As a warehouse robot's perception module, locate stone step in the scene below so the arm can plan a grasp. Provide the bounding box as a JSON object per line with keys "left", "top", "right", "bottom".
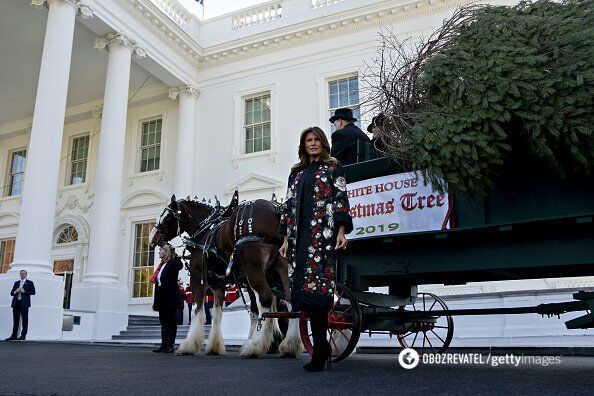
{"left": 125, "top": 325, "right": 211, "bottom": 331}
{"left": 117, "top": 330, "right": 195, "bottom": 337}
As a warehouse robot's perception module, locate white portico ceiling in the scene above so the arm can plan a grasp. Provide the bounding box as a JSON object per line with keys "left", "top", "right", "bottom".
{"left": 0, "top": 0, "right": 157, "bottom": 127}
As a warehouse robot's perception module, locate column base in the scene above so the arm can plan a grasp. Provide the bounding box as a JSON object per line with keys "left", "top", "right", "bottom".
{"left": 69, "top": 283, "right": 129, "bottom": 340}
{"left": 0, "top": 273, "right": 64, "bottom": 340}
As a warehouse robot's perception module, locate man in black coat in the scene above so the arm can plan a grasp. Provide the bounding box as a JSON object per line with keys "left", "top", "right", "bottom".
{"left": 329, "top": 107, "right": 370, "bottom": 165}
{"left": 5, "top": 270, "right": 36, "bottom": 341}
{"left": 152, "top": 244, "right": 183, "bottom": 353}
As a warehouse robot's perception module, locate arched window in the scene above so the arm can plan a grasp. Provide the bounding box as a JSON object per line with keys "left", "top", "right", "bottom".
{"left": 56, "top": 225, "right": 78, "bottom": 244}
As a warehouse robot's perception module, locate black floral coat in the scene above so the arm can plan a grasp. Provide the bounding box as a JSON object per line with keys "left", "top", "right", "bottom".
{"left": 279, "top": 160, "right": 353, "bottom": 310}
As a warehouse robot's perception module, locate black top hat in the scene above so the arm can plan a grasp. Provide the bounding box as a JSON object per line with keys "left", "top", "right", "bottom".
{"left": 329, "top": 108, "right": 357, "bottom": 123}
{"left": 367, "top": 113, "right": 387, "bottom": 133}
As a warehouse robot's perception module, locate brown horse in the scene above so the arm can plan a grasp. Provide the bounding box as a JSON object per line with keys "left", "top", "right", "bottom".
{"left": 150, "top": 195, "right": 303, "bottom": 357}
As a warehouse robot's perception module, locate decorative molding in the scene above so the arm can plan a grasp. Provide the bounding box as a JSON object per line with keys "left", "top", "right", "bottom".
{"left": 545, "top": 280, "right": 594, "bottom": 289}
{"left": 168, "top": 85, "right": 200, "bottom": 100}
{"left": 0, "top": 212, "right": 20, "bottom": 227}
{"left": 94, "top": 33, "right": 147, "bottom": 58}
{"left": 117, "top": 0, "right": 202, "bottom": 66}
{"left": 121, "top": 190, "right": 168, "bottom": 209}
{"left": 31, "top": 0, "right": 94, "bottom": 19}
{"left": 91, "top": 107, "right": 103, "bottom": 119}
{"left": 198, "top": 0, "right": 474, "bottom": 69}
{"left": 311, "top": 0, "right": 345, "bottom": 8}
{"left": 224, "top": 173, "right": 284, "bottom": 196}
{"left": 53, "top": 214, "right": 91, "bottom": 244}
{"left": 55, "top": 194, "right": 94, "bottom": 217}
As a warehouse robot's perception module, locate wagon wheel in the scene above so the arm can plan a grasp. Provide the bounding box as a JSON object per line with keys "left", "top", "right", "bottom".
{"left": 299, "top": 283, "right": 362, "bottom": 362}
{"left": 397, "top": 292, "right": 454, "bottom": 354}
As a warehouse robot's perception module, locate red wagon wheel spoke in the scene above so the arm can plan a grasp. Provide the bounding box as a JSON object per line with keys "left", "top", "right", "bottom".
{"left": 335, "top": 304, "right": 352, "bottom": 320}
{"left": 330, "top": 338, "right": 340, "bottom": 354}
{"left": 332, "top": 291, "right": 345, "bottom": 311}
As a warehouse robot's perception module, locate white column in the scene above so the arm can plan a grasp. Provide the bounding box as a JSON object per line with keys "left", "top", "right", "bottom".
{"left": 70, "top": 33, "right": 145, "bottom": 340}
{"left": 0, "top": 0, "right": 92, "bottom": 341}
{"left": 169, "top": 85, "right": 199, "bottom": 198}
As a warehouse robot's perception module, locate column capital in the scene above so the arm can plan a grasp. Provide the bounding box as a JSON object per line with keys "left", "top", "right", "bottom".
{"left": 31, "top": 0, "right": 94, "bottom": 19}
{"left": 94, "top": 33, "right": 146, "bottom": 58}
{"left": 169, "top": 85, "right": 200, "bottom": 100}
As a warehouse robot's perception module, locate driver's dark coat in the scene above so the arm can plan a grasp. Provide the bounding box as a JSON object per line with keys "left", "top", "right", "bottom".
{"left": 153, "top": 256, "right": 183, "bottom": 311}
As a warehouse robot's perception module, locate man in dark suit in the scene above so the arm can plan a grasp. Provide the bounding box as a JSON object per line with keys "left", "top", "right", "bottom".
{"left": 329, "top": 107, "right": 370, "bottom": 165}
{"left": 5, "top": 270, "right": 36, "bottom": 341}
{"left": 151, "top": 244, "right": 183, "bottom": 353}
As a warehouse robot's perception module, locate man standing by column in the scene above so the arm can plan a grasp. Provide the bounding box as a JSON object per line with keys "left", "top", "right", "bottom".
{"left": 5, "top": 270, "right": 36, "bottom": 341}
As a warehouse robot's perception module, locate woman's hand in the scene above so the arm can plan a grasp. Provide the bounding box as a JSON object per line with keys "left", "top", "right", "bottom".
{"left": 335, "top": 225, "right": 348, "bottom": 250}
{"left": 279, "top": 236, "right": 288, "bottom": 258}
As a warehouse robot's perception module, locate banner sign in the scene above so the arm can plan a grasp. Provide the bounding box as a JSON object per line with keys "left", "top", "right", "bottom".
{"left": 346, "top": 172, "right": 450, "bottom": 240}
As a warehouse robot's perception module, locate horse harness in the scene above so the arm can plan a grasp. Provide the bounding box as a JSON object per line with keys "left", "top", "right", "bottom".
{"left": 183, "top": 200, "right": 278, "bottom": 287}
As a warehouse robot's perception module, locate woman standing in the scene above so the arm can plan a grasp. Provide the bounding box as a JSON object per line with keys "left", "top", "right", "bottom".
{"left": 279, "top": 126, "right": 353, "bottom": 372}
{"left": 150, "top": 243, "right": 183, "bottom": 353}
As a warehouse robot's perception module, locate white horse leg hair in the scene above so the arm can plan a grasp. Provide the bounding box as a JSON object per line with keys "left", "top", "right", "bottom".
{"left": 206, "top": 305, "right": 226, "bottom": 355}
{"left": 176, "top": 305, "right": 205, "bottom": 355}
{"left": 240, "top": 294, "right": 276, "bottom": 357}
{"left": 278, "top": 302, "right": 303, "bottom": 358}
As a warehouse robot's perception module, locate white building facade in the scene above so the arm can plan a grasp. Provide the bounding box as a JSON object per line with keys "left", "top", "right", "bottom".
{"left": 0, "top": 0, "right": 592, "bottom": 345}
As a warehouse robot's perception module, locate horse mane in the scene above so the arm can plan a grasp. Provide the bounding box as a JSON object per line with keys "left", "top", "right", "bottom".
{"left": 178, "top": 199, "right": 215, "bottom": 218}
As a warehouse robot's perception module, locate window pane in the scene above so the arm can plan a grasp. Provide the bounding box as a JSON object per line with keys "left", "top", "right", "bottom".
{"left": 263, "top": 135, "right": 271, "bottom": 151}
{"left": 254, "top": 139, "right": 262, "bottom": 152}
{"left": 12, "top": 151, "right": 26, "bottom": 173}
{"left": 338, "top": 91, "right": 349, "bottom": 107}
{"left": 329, "top": 81, "right": 338, "bottom": 95}
{"left": 330, "top": 94, "right": 339, "bottom": 109}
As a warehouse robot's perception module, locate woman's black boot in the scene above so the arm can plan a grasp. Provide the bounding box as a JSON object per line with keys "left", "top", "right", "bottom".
{"left": 303, "top": 308, "right": 332, "bottom": 372}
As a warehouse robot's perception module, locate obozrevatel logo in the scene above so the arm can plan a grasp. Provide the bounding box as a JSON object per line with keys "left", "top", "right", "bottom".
{"left": 398, "top": 348, "right": 420, "bottom": 369}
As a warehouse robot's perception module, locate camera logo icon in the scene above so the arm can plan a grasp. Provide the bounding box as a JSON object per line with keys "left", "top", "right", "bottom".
{"left": 398, "top": 348, "right": 420, "bottom": 369}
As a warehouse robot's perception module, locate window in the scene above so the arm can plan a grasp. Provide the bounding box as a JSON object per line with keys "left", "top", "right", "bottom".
{"left": 6, "top": 149, "right": 26, "bottom": 196}
{"left": 56, "top": 225, "right": 78, "bottom": 244}
{"left": 68, "top": 135, "right": 89, "bottom": 185}
{"left": 139, "top": 118, "right": 162, "bottom": 172}
{"left": 328, "top": 75, "right": 361, "bottom": 132}
{"left": 0, "top": 239, "right": 15, "bottom": 274}
{"left": 132, "top": 222, "right": 156, "bottom": 298}
{"left": 244, "top": 94, "right": 271, "bottom": 154}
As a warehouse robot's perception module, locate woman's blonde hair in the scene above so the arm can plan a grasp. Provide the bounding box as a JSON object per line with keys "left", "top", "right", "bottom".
{"left": 290, "top": 126, "right": 337, "bottom": 173}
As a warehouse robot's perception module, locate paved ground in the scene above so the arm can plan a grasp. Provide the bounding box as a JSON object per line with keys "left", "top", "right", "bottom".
{"left": 1, "top": 342, "right": 594, "bottom": 395}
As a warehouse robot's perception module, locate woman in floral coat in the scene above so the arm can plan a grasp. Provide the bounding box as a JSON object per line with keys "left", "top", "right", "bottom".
{"left": 279, "top": 126, "right": 353, "bottom": 372}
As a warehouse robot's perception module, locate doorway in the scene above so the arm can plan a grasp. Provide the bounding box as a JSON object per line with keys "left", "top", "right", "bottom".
{"left": 54, "top": 259, "right": 74, "bottom": 309}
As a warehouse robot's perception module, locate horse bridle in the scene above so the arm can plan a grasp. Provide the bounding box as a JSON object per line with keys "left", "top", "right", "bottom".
{"left": 155, "top": 200, "right": 218, "bottom": 244}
